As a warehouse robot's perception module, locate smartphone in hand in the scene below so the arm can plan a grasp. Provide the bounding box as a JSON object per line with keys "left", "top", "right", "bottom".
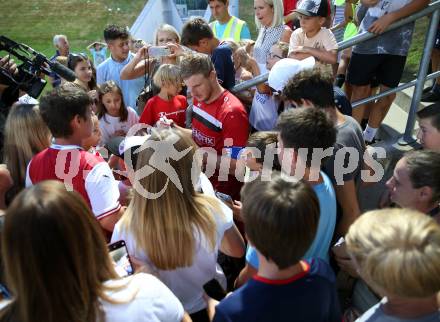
{"left": 108, "top": 240, "right": 134, "bottom": 277}
{"left": 215, "top": 191, "right": 234, "bottom": 208}
{"left": 332, "top": 237, "right": 349, "bottom": 259}
{"left": 148, "top": 46, "right": 171, "bottom": 57}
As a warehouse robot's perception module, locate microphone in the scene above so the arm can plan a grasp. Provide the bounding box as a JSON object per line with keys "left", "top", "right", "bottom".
{"left": 49, "top": 61, "right": 76, "bottom": 82}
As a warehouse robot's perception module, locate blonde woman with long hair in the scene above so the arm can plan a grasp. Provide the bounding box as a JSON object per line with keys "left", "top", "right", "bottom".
{"left": 120, "top": 24, "right": 181, "bottom": 81}
{"left": 0, "top": 180, "right": 186, "bottom": 322}
{"left": 253, "top": 0, "right": 292, "bottom": 70}
{"left": 3, "top": 103, "right": 51, "bottom": 203}
{"left": 112, "top": 129, "right": 245, "bottom": 322}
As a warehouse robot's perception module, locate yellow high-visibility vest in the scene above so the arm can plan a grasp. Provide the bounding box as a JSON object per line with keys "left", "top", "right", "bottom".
{"left": 210, "top": 16, "right": 245, "bottom": 42}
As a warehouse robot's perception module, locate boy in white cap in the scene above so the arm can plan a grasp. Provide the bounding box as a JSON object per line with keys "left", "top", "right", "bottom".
{"left": 250, "top": 57, "right": 315, "bottom": 131}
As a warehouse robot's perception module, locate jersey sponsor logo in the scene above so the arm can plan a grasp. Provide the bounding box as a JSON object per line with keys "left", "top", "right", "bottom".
{"left": 193, "top": 128, "right": 215, "bottom": 146}
{"left": 255, "top": 92, "right": 269, "bottom": 104}
{"left": 158, "top": 110, "right": 185, "bottom": 118}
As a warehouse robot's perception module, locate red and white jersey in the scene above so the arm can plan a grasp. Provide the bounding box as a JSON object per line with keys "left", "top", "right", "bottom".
{"left": 192, "top": 90, "right": 249, "bottom": 153}
{"left": 191, "top": 90, "right": 249, "bottom": 200}
{"left": 26, "top": 144, "right": 121, "bottom": 220}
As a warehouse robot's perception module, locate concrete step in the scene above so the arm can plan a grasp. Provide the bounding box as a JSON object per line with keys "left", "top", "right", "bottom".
{"left": 394, "top": 83, "right": 431, "bottom": 113}
{"left": 376, "top": 82, "right": 436, "bottom": 142}
{"left": 357, "top": 86, "right": 424, "bottom": 212}
{"left": 358, "top": 136, "right": 416, "bottom": 212}
{"left": 377, "top": 101, "right": 420, "bottom": 142}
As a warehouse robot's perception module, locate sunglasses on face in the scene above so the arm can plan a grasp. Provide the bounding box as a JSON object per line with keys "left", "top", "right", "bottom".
{"left": 267, "top": 52, "right": 283, "bottom": 59}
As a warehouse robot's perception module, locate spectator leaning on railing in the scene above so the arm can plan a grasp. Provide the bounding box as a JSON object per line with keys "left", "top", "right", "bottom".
{"left": 347, "top": 0, "right": 430, "bottom": 144}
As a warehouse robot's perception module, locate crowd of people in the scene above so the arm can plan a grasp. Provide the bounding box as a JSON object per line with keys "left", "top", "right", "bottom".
{"left": 0, "top": 0, "right": 439, "bottom": 321}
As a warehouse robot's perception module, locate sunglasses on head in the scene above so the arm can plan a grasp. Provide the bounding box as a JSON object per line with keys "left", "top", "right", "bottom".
{"left": 67, "top": 52, "right": 89, "bottom": 70}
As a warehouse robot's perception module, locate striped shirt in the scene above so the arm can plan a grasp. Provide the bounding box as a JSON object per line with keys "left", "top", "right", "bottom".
{"left": 253, "top": 25, "right": 285, "bottom": 65}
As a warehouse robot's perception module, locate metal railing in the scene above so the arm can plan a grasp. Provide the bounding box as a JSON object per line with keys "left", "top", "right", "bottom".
{"left": 231, "top": 0, "right": 440, "bottom": 145}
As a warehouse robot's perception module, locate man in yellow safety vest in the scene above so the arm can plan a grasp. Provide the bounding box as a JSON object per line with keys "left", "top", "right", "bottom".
{"left": 208, "top": 0, "right": 251, "bottom": 42}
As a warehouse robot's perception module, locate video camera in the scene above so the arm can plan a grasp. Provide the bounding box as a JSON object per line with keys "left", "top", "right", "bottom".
{"left": 0, "top": 35, "right": 76, "bottom": 98}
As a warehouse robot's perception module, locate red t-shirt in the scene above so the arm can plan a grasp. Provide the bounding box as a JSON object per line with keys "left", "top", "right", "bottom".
{"left": 284, "top": 0, "right": 298, "bottom": 28}
{"left": 284, "top": 0, "right": 297, "bottom": 16}
{"left": 139, "top": 95, "right": 187, "bottom": 127}
{"left": 192, "top": 90, "right": 249, "bottom": 200}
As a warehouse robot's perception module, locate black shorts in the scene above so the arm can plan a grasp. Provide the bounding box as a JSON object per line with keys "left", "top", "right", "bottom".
{"left": 347, "top": 53, "right": 407, "bottom": 88}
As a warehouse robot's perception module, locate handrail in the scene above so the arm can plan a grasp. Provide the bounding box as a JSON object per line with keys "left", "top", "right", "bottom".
{"left": 401, "top": 8, "right": 440, "bottom": 144}
{"left": 339, "top": 0, "right": 440, "bottom": 51}
{"left": 231, "top": 0, "right": 440, "bottom": 94}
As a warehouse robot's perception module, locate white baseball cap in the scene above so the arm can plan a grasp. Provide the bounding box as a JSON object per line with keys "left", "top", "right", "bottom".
{"left": 268, "top": 57, "right": 316, "bottom": 92}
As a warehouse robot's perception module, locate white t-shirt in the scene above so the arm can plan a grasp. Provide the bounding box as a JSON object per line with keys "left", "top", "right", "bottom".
{"left": 359, "top": 0, "right": 412, "bottom": 34}
{"left": 111, "top": 199, "right": 234, "bottom": 314}
{"left": 101, "top": 273, "right": 184, "bottom": 322}
{"left": 195, "top": 172, "right": 216, "bottom": 196}
{"left": 356, "top": 297, "right": 440, "bottom": 322}
{"left": 288, "top": 27, "right": 338, "bottom": 56}
{"left": 99, "top": 107, "right": 140, "bottom": 145}
{"left": 250, "top": 92, "right": 279, "bottom": 131}
{"left": 355, "top": 0, "right": 413, "bottom": 56}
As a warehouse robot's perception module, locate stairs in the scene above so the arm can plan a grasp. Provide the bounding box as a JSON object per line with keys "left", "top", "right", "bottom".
{"left": 357, "top": 84, "right": 427, "bottom": 212}
{"left": 377, "top": 85, "right": 430, "bottom": 142}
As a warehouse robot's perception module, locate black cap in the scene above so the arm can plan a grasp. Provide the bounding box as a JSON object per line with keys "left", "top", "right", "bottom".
{"left": 294, "top": 0, "right": 329, "bottom": 17}
{"left": 106, "top": 135, "right": 150, "bottom": 169}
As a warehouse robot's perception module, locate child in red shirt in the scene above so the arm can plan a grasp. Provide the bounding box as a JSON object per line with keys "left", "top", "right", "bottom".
{"left": 139, "top": 64, "right": 188, "bottom": 128}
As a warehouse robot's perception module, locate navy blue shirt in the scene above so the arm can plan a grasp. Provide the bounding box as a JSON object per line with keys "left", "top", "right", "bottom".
{"left": 211, "top": 43, "right": 235, "bottom": 91}
{"left": 49, "top": 50, "right": 62, "bottom": 88}
{"left": 334, "top": 86, "right": 352, "bottom": 116}
{"left": 213, "top": 259, "right": 341, "bottom": 322}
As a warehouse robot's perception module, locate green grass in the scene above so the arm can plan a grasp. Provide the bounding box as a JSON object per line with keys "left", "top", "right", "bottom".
{"left": 0, "top": 0, "right": 146, "bottom": 58}
{"left": 0, "top": 0, "right": 147, "bottom": 96}
{"left": 239, "top": 0, "right": 258, "bottom": 39}
{"left": 0, "top": 0, "right": 429, "bottom": 88}
{"left": 402, "top": 17, "right": 429, "bottom": 82}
